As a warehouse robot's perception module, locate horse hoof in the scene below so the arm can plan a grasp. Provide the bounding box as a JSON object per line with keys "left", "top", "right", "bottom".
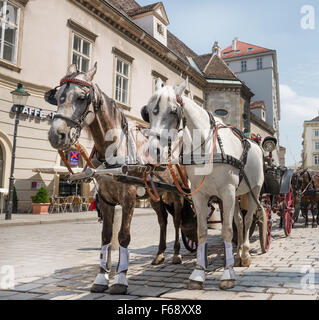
{"left": 109, "top": 284, "right": 127, "bottom": 295}
{"left": 241, "top": 257, "right": 251, "bottom": 267}
{"left": 188, "top": 280, "right": 203, "bottom": 290}
{"left": 312, "top": 224, "right": 318, "bottom": 229}
{"left": 234, "top": 256, "right": 242, "bottom": 267}
{"left": 219, "top": 280, "right": 235, "bottom": 290}
{"left": 151, "top": 255, "right": 165, "bottom": 265}
{"left": 172, "top": 255, "right": 182, "bottom": 265}
{"left": 90, "top": 283, "right": 108, "bottom": 293}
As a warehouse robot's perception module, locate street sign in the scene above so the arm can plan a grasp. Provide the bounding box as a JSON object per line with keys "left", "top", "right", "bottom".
{"left": 69, "top": 151, "right": 80, "bottom": 166}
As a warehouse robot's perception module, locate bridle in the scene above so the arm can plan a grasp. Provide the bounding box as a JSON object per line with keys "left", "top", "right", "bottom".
{"left": 46, "top": 74, "right": 99, "bottom": 145}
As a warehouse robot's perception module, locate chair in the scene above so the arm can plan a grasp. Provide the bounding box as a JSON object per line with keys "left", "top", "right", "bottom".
{"left": 49, "top": 197, "right": 63, "bottom": 214}
{"left": 64, "top": 196, "right": 74, "bottom": 213}
{"left": 58, "top": 197, "right": 67, "bottom": 213}
{"left": 73, "top": 196, "right": 82, "bottom": 212}
{"left": 82, "top": 197, "right": 93, "bottom": 211}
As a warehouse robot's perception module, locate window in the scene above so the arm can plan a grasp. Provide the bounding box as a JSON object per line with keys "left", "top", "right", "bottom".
{"left": 71, "top": 33, "right": 91, "bottom": 72}
{"left": 0, "top": 1, "right": 20, "bottom": 64}
{"left": 241, "top": 60, "right": 247, "bottom": 72}
{"left": 257, "top": 57, "right": 263, "bottom": 70}
{"left": 115, "top": 57, "right": 130, "bottom": 105}
{"left": 315, "top": 142, "right": 319, "bottom": 150}
{"left": 248, "top": 48, "right": 253, "bottom": 52}
{"left": 314, "top": 155, "right": 319, "bottom": 165}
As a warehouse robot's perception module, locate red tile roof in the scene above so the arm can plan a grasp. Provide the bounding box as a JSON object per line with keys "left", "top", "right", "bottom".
{"left": 221, "top": 40, "right": 272, "bottom": 59}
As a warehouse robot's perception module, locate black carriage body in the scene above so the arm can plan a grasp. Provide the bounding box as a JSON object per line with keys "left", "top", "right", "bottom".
{"left": 261, "top": 167, "right": 294, "bottom": 195}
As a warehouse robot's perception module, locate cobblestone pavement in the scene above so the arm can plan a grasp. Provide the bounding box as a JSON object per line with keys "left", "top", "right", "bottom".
{"left": 0, "top": 212, "right": 319, "bottom": 300}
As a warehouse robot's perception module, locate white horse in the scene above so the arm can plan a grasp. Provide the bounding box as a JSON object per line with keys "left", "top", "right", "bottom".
{"left": 141, "top": 78, "right": 265, "bottom": 290}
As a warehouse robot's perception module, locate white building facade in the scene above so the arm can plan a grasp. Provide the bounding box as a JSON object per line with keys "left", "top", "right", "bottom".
{"left": 302, "top": 117, "right": 319, "bottom": 169}
{"left": 222, "top": 39, "right": 281, "bottom": 143}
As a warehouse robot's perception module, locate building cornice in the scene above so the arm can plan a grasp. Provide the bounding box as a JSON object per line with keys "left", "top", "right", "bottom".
{"left": 0, "top": 72, "right": 51, "bottom": 98}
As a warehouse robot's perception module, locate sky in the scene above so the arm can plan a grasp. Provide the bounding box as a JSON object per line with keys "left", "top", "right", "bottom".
{"left": 138, "top": 0, "right": 319, "bottom": 167}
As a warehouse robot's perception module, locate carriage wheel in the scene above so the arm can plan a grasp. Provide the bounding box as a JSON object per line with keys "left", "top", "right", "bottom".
{"left": 259, "top": 197, "right": 272, "bottom": 253}
{"left": 282, "top": 188, "right": 294, "bottom": 236}
{"left": 181, "top": 231, "right": 198, "bottom": 253}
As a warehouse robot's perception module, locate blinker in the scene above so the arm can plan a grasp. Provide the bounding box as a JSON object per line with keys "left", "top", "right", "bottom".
{"left": 44, "top": 89, "right": 58, "bottom": 106}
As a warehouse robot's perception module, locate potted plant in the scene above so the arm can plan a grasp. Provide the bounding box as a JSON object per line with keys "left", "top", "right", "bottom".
{"left": 32, "top": 187, "right": 50, "bottom": 214}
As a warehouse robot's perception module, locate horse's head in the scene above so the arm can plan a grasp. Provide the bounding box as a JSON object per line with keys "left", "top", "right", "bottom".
{"left": 47, "top": 63, "right": 99, "bottom": 150}
{"left": 141, "top": 78, "right": 187, "bottom": 163}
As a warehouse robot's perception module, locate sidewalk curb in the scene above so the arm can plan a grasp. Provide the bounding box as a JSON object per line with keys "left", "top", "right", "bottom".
{"left": 0, "top": 211, "right": 155, "bottom": 228}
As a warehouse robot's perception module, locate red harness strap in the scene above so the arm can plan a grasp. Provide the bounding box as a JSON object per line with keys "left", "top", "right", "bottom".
{"left": 60, "top": 78, "right": 92, "bottom": 88}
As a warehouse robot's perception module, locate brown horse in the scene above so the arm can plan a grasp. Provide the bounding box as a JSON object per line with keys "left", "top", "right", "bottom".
{"left": 293, "top": 169, "right": 319, "bottom": 228}
{"left": 47, "top": 63, "right": 197, "bottom": 295}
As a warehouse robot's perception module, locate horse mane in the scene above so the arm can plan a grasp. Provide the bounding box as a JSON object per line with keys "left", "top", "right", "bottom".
{"left": 101, "top": 91, "right": 128, "bottom": 132}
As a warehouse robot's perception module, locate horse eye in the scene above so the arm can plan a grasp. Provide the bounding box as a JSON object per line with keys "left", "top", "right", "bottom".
{"left": 153, "top": 103, "right": 159, "bottom": 115}
{"left": 78, "top": 95, "right": 86, "bottom": 101}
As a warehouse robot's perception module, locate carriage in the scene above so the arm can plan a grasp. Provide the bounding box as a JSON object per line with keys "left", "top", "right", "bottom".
{"left": 247, "top": 136, "right": 295, "bottom": 253}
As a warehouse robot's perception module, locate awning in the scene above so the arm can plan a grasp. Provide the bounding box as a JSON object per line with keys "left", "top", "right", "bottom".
{"left": 32, "top": 165, "right": 83, "bottom": 174}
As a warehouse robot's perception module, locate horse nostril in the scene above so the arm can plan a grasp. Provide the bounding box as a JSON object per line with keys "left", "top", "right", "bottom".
{"left": 59, "top": 133, "right": 66, "bottom": 141}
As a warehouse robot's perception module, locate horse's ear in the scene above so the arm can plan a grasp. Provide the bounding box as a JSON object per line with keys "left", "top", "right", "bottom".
{"left": 141, "top": 105, "right": 149, "bottom": 123}
{"left": 175, "top": 77, "right": 188, "bottom": 97}
{"left": 155, "top": 78, "right": 163, "bottom": 92}
{"left": 85, "top": 62, "right": 97, "bottom": 81}
{"left": 67, "top": 64, "right": 78, "bottom": 76}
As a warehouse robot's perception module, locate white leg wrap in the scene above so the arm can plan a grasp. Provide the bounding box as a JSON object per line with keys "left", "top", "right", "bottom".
{"left": 93, "top": 272, "right": 109, "bottom": 286}
{"left": 189, "top": 268, "right": 206, "bottom": 283}
{"left": 100, "top": 244, "right": 110, "bottom": 271}
{"left": 221, "top": 267, "right": 236, "bottom": 281}
{"left": 117, "top": 246, "right": 129, "bottom": 274}
{"left": 113, "top": 272, "right": 128, "bottom": 287}
{"left": 225, "top": 242, "right": 234, "bottom": 268}
{"left": 197, "top": 242, "right": 207, "bottom": 270}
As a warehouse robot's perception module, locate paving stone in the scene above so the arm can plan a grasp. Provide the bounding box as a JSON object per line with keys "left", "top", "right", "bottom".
{"left": 37, "top": 290, "right": 82, "bottom": 300}
{"left": 7, "top": 292, "right": 43, "bottom": 300}
{"left": 35, "top": 278, "right": 63, "bottom": 285}
{"left": 13, "top": 283, "right": 44, "bottom": 292}
{"left": 161, "top": 289, "right": 205, "bottom": 300}
{"left": 97, "top": 294, "right": 138, "bottom": 300}
{"left": 232, "top": 292, "right": 271, "bottom": 300}
{"left": 128, "top": 286, "right": 171, "bottom": 297}
{"left": 271, "top": 294, "right": 318, "bottom": 300}
{"left": 0, "top": 290, "right": 19, "bottom": 298}
{"left": 69, "top": 292, "right": 105, "bottom": 300}
{"left": 266, "top": 288, "right": 290, "bottom": 294}
{"left": 147, "top": 281, "right": 165, "bottom": 287}
{"left": 292, "top": 289, "right": 317, "bottom": 295}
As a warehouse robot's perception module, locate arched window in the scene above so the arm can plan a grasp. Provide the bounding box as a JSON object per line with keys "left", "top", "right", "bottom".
{"left": 0, "top": 145, "right": 3, "bottom": 188}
